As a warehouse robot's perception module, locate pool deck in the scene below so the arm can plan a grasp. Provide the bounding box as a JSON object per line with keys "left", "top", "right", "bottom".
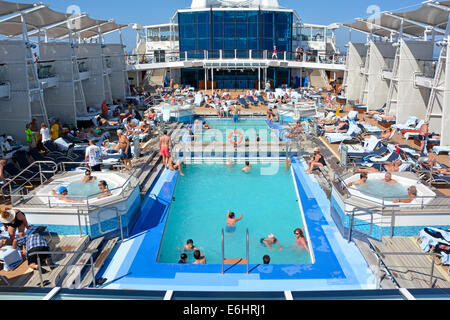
{"left": 98, "top": 158, "right": 376, "bottom": 292}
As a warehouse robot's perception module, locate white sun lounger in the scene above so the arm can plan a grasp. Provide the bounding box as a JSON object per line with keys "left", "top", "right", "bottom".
{"left": 432, "top": 146, "right": 450, "bottom": 154}
{"left": 325, "top": 123, "right": 362, "bottom": 144}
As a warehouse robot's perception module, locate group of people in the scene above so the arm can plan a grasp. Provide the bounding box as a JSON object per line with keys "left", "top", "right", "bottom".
{"left": 0, "top": 209, "right": 53, "bottom": 274}
{"left": 347, "top": 172, "right": 418, "bottom": 204}
{"left": 25, "top": 118, "right": 63, "bottom": 152}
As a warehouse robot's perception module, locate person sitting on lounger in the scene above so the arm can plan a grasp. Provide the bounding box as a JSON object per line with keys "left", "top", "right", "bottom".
{"left": 357, "top": 160, "right": 405, "bottom": 173}
{"left": 393, "top": 186, "right": 417, "bottom": 204}
{"left": 379, "top": 115, "right": 396, "bottom": 121}
{"left": 306, "top": 148, "right": 327, "bottom": 174}
{"left": 324, "top": 120, "right": 349, "bottom": 133}
{"left": 51, "top": 186, "right": 83, "bottom": 204}
{"left": 347, "top": 173, "right": 368, "bottom": 187}
{"left": 367, "top": 107, "right": 385, "bottom": 117}
{"left": 380, "top": 128, "right": 394, "bottom": 140}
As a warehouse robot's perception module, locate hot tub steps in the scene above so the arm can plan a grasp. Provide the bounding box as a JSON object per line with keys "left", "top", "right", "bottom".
{"left": 78, "top": 237, "right": 119, "bottom": 289}
{"left": 60, "top": 236, "right": 105, "bottom": 288}
{"left": 223, "top": 258, "right": 248, "bottom": 265}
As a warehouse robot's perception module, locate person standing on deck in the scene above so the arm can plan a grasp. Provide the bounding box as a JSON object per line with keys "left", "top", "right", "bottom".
{"left": 85, "top": 140, "right": 103, "bottom": 172}
{"left": 419, "top": 121, "right": 429, "bottom": 155}
{"left": 116, "top": 130, "right": 132, "bottom": 172}
{"left": 272, "top": 46, "right": 278, "bottom": 60}
{"left": 160, "top": 130, "right": 173, "bottom": 169}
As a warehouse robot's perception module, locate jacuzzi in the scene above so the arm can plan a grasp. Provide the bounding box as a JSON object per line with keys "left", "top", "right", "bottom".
{"left": 331, "top": 173, "right": 449, "bottom": 239}
{"left": 155, "top": 103, "right": 195, "bottom": 123}
{"left": 13, "top": 172, "right": 141, "bottom": 238}
{"left": 343, "top": 173, "right": 436, "bottom": 206}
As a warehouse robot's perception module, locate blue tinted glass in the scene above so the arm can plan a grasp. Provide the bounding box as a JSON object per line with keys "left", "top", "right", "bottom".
{"left": 224, "top": 11, "right": 235, "bottom": 23}
{"left": 197, "top": 38, "right": 209, "bottom": 50}
{"left": 235, "top": 11, "right": 247, "bottom": 23}
{"left": 179, "top": 13, "right": 194, "bottom": 24}
{"left": 248, "top": 23, "right": 258, "bottom": 38}
{"left": 212, "top": 11, "right": 223, "bottom": 23}
{"left": 197, "top": 23, "right": 209, "bottom": 38}
{"left": 224, "top": 38, "right": 235, "bottom": 49}
{"left": 275, "top": 12, "right": 289, "bottom": 24}
{"left": 276, "top": 24, "right": 288, "bottom": 39}
{"left": 224, "top": 23, "right": 235, "bottom": 37}
{"left": 236, "top": 38, "right": 247, "bottom": 49}
{"left": 197, "top": 12, "right": 210, "bottom": 24}
{"left": 263, "top": 38, "right": 274, "bottom": 50}
{"left": 262, "top": 23, "right": 273, "bottom": 38}
{"left": 181, "top": 24, "right": 195, "bottom": 38}
{"left": 248, "top": 11, "right": 258, "bottom": 23}
{"left": 236, "top": 23, "right": 247, "bottom": 38}
{"left": 213, "top": 23, "right": 223, "bottom": 38}
{"left": 213, "top": 38, "right": 223, "bottom": 49}
{"left": 276, "top": 40, "right": 288, "bottom": 51}
{"left": 248, "top": 38, "right": 258, "bottom": 50}
{"left": 182, "top": 38, "right": 195, "bottom": 51}
{"left": 261, "top": 12, "right": 273, "bottom": 24}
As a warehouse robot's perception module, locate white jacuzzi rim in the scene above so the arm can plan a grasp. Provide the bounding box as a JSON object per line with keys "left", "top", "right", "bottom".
{"left": 343, "top": 172, "right": 436, "bottom": 206}
{"left": 33, "top": 172, "right": 131, "bottom": 206}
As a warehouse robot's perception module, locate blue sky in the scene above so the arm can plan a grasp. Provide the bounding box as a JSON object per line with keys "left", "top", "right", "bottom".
{"left": 18, "top": 0, "right": 425, "bottom": 51}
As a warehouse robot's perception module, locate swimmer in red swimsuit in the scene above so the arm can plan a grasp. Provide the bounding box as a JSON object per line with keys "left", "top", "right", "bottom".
{"left": 294, "top": 227, "right": 310, "bottom": 253}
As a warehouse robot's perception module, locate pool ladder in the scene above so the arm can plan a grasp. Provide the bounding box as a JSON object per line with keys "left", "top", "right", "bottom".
{"left": 221, "top": 228, "right": 249, "bottom": 274}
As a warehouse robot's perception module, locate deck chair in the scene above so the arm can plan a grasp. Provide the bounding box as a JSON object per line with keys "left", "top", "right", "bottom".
{"left": 257, "top": 95, "right": 268, "bottom": 104}
{"left": 238, "top": 98, "right": 249, "bottom": 109}
{"left": 3, "top": 163, "right": 41, "bottom": 183}
{"left": 343, "top": 137, "right": 386, "bottom": 158}
{"left": 246, "top": 96, "right": 259, "bottom": 106}
{"left": 392, "top": 116, "right": 419, "bottom": 131}
{"left": 374, "top": 114, "right": 396, "bottom": 123}
{"left": 325, "top": 123, "right": 362, "bottom": 144}
{"left": 432, "top": 145, "right": 450, "bottom": 155}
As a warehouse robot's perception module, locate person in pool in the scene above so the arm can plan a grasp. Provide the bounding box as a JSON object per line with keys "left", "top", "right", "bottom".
{"left": 81, "top": 169, "right": 97, "bottom": 183}
{"left": 393, "top": 186, "right": 417, "bottom": 204}
{"left": 226, "top": 211, "right": 243, "bottom": 233}
{"left": 97, "top": 180, "right": 112, "bottom": 199}
{"left": 184, "top": 239, "right": 199, "bottom": 252}
{"left": 383, "top": 172, "right": 397, "bottom": 184}
{"left": 193, "top": 250, "right": 206, "bottom": 264}
{"left": 347, "top": 173, "right": 368, "bottom": 188}
{"left": 294, "top": 227, "right": 310, "bottom": 253}
{"left": 168, "top": 155, "right": 185, "bottom": 176}
{"left": 263, "top": 255, "right": 271, "bottom": 264}
{"left": 241, "top": 161, "right": 252, "bottom": 173}
{"left": 51, "top": 187, "right": 83, "bottom": 204}
{"left": 260, "top": 234, "right": 283, "bottom": 251}
{"left": 178, "top": 253, "right": 188, "bottom": 264}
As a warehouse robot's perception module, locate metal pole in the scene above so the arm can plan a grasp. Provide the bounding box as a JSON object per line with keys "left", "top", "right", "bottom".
{"left": 77, "top": 209, "right": 82, "bottom": 236}
{"left": 90, "top": 256, "right": 96, "bottom": 288}
{"left": 246, "top": 229, "right": 249, "bottom": 274}
{"left": 221, "top": 229, "right": 224, "bottom": 274}
{"left": 211, "top": 68, "right": 214, "bottom": 95}
{"left": 429, "top": 258, "right": 435, "bottom": 288}
{"left": 37, "top": 255, "right": 44, "bottom": 288}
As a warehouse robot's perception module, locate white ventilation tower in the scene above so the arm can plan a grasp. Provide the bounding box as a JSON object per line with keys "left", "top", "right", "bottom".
{"left": 191, "top": 0, "right": 280, "bottom": 9}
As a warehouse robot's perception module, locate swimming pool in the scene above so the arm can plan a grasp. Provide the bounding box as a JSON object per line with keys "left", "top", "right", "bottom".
{"left": 65, "top": 180, "right": 117, "bottom": 198}
{"left": 157, "top": 162, "right": 312, "bottom": 265}
{"left": 198, "top": 120, "right": 278, "bottom": 143}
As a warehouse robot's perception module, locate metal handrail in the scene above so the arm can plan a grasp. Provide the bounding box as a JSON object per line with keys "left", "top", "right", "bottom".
{"left": 375, "top": 251, "right": 442, "bottom": 288}
{"left": 246, "top": 229, "right": 249, "bottom": 274}
{"left": 29, "top": 249, "right": 98, "bottom": 288}
{"left": 221, "top": 228, "right": 224, "bottom": 275}
{"left": 1, "top": 160, "right": 58, "bottom": 198}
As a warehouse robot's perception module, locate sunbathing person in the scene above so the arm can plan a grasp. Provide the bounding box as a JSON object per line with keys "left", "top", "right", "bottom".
{"left": 51, "top": 186, "right": 83, "bottom": 204}
{"left": 285, "top": 122, "right": 303, "bottom": 139}
{"left": 357, "top": 160, "right": 405, "bottom": 173}
{"left": 393, "top": 186, "right": 417, "bottom": 204}
{"left": 324, "top": 120, "right": 349, "bottom": 133}
{"left": 203, "top": 122, "right": 212, "bottom": 130}
{"left": 378, "top": 114, "right": 396, "bottom": 121}
{"left": 380, "top": 128, "right": 394, "bottom": 140}
{"left": 367, "top": 107, "right": 385, "bottom": 117}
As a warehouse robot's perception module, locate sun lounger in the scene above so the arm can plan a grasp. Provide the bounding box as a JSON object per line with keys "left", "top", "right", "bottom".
{"left": 432, "top": 146, "right": 450, "bottom": 155}
{"left": 325, "top": 123, "right": 362, "bottom": 144}
{"left": 392, "top": 116, "right": 419, "bottom": 130}
{"left": 238, "top": 98, "right": 249, "bottom": 108}
{"left": 374, "top": 114, "right": 396, "bottom": 123}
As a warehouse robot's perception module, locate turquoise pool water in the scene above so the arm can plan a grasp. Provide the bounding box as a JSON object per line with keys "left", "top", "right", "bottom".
{"left": 158, "top": 162, "right": 312, "bottom": 265}
{"left": 356, "top": 180, "right": 409, "bottom": 199}
{"left": 64, "top": 180, "right": 116, "bottom": 198}
{"left": 199, "top": 120, "right": 277, "bottom": 143}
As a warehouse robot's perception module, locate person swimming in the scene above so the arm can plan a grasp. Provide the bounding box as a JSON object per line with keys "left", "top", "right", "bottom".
{"left": 260, "top": 234, "right": 283, "bottom": 251}
{"left": 183, "top": 239, "right": 199, "bottom": 252}
{"left": 241, "top": 161, "right": 252, "bottom": 173}
{"left": 294, "top": 227, "right": 310, "bottom": 253}
{"left": 226, "top": 211, "right": 243, "bottom": 233}
{"left": 51, "top": 186, "right": 83, "bottom": 204}
{"left": 193, "top": 250, "right": 206, "bottom": 264}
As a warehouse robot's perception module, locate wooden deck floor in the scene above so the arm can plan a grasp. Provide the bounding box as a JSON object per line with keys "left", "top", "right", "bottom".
{"left": 369, "top": 237, "right": 450, "bottom": 289}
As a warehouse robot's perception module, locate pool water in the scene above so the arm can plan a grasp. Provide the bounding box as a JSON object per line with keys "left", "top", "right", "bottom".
{"left": 199, "top": 120, "right": 277, "bottom": 143}
{"left": 158, "top": 162, "right": 312, "bottom": 265}
{"left": 356, "top": 180, "right": 410, "bottom": 200}
{"left": 64, "top": 180, "right": 117, "bottom": 198}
